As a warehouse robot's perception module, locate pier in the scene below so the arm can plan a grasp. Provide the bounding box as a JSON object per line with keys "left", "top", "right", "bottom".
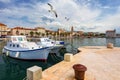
{"left": 27, "top": 46, "right": 120, "bottom": 80}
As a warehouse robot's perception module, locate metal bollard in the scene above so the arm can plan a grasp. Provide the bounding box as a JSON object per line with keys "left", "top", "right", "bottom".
{"left": 73, "top": 64, "right": 87, "bottom": 80}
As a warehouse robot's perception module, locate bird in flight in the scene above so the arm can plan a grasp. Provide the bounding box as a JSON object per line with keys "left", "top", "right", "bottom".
{"left": 47, "top": 3, "right": 58, "bottom": 18}
{"left": 65, "top": 17, "right": 70, "bottom": 21}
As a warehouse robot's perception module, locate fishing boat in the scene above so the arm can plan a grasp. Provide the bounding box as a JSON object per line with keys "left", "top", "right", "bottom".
{"left": 37, "top": 38, "right": 64, "bottom": 54}
{"left": 2, "top": 36, "right": 52, "bottom": 61}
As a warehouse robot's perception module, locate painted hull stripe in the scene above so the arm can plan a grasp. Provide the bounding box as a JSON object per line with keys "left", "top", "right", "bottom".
{"left": 4, "top": 47, "right": 50, "bottom": 52}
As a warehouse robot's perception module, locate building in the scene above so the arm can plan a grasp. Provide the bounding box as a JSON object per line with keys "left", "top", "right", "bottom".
{"left": 35, "top": 27, "right": 46, "bottom": 33}
{"left": 0, "top": 23, "right": 9, "bottom": 37}
{"left": 35, "top": 27, "right": 46, "bottom": 36}
{"left": 106, "top": 29, "right": 116, "bottom": 37}
{"left": 71, "top": 26, "right": 74, "bottom": 33}
{"left": 57, "top": 28, "right": 66, "bottom": 34}
{"left": 11, "top": 26, "right": 47, "bottom": 37}
{"left": 75, "top": 31, "right": 84, "bottom": 36}
{"left": 11, "top": 27, "right": 36, "bottom": 36}
{"left": 116, "top": 34, "right": 120, "bottom": 37}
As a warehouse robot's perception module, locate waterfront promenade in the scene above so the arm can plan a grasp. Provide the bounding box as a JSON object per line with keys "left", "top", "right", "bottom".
{"left": 40, "top": 46, "right": 120, "bottom": 80}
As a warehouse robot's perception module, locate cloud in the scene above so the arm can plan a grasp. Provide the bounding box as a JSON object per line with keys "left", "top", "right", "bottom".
{"left": 0, "top": 0, "right": 11, "bottom": 3}
{"left": 0, "top": 0, "right": 120, "bottom": 33}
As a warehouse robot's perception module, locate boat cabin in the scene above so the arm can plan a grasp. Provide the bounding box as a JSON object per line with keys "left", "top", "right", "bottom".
{"left": 8, "top": 36, "right": 27, "bottom": 43}
{"left": 6, "top": 36, "right": 39, "bottom": 50}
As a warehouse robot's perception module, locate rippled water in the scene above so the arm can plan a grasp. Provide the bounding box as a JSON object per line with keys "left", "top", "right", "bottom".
{"left": 0, "top": 37, "right": 120, "bottom": 80}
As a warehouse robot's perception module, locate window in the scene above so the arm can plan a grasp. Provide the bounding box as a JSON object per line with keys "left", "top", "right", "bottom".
{"left": 10, "top": 44, "right": 12, "bottom": 47}
{"left": 17, "top": 44, "right": 19, "bottom": 47}
{"left": 18, "top": 37, "right": 23, "bottom": 41}
{"left": 13, "top": 44, "right": 15, "bottom": 47}
{"left": 23, "top": 37, "right": 27, "bottom": 41}
{"left": 12, "top": 37, "right": 17, "bottom": 41}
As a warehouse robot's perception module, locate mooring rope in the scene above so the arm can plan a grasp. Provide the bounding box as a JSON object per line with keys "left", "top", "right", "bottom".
{"left": 22, "top": 76, "right": 29, "bottom": 80}
{"left": 50, "top": 54, "right": 60, "bottom": 62}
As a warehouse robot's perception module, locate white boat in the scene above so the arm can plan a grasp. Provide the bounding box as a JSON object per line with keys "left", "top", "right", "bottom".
{"left": 2, "top": 36, "right": 52, "bottom": 61}
{"left": 37, "top": 38, "right": 64, "bottom": 54}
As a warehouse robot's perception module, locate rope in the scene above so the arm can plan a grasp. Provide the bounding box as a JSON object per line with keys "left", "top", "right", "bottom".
{"left": 51, "top": 53, "right": 61, "bottom": 62}
{"left": 22, "top": 76, "right": 29, "bottom": 80}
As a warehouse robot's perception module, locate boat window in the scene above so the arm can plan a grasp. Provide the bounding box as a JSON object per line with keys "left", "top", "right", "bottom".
{"left": 10, "top": 44, "right": 12, "bottom": 47}
{"left": 47, "top": 39, "right": 50, "bottom": 42}
{"left": 12, "top": 37, "right": 17, "bottom": 41}
{"left": 17, "top": 44, "right": 19, "bottom": 47}
{"left": 13, "top": 44, "right": 15, "bottom": 47}
{"left": 23, "top": 37, "right": 27, "bottom": 41}
{"left": 45, "top": 39, "right": 50, "bottom": 42}
{"left": 18, "top": 37, "right": 23, "bottom": 41}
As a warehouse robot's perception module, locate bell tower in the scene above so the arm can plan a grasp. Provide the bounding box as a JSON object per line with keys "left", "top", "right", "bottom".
{"left": 71, "top": 26, "right": 74, "bottom": 33}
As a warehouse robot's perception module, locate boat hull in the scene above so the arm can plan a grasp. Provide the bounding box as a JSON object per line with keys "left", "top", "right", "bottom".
{"left": 50, "top": 45, "right": 63, "bottom": 54}
{"left": 3, "top": 47, "right": 51, "bottom": 61}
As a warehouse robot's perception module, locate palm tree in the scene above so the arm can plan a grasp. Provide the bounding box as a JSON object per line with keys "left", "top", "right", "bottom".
{"left": 64, "top": 32, "right": 68, "bottom": 37}
{"left": 67, "top": 32, "right": 71, "bottom": 38}
{"left": 52, "top": 32, "right": 56, "bottom": 38}
{"left": 16, "top": 30, "right": 19, "bottom": 35}
{"left": 30, "top": 31, "right": 34, "bottom": 37}
{"left": 46, "top": 32, "right": 49, "bottom": 37}
{"left": 38, "top": 32, "right": 40, "bottom": 37}
{"left": 20, "top": 33, "right": 24, "bottom": 35}
{"left": 35, "top": 32, "right": 40, "bottom": 37}
{"left": 42, "top": 33, "right": 45, "bottom": 37}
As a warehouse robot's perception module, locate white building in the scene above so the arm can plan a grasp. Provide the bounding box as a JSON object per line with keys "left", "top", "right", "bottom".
{"left": 106, "top": 29, "right": 116, "bottom": 37}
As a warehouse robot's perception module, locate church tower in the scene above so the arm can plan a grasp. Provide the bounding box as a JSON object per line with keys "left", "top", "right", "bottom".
{"left": 71, "top": 26, "right": 74, "bottom": 33}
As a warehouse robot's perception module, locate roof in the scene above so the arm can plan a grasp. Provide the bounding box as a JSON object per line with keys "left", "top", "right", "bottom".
{"left": 13, "top": 27, "right": 36, "bottom": 30}
{"left": 106, "top": 30, "right": 115, "bottom": 32}
{"left": 35, "top": 27, "right": 45, "bottom": 29}
{"left": 0, "top": 23, "right": 7, "bottom": 26}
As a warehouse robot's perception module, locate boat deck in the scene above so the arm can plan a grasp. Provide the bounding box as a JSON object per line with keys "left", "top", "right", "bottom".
{"left": 41, "top": 46, "right": 120, "bottom": 80}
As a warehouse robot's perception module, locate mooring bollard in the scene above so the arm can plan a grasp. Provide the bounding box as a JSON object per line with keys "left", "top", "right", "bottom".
{"left": 64, "top": 53, "right": 73, "bottom": 62}
{"left": 107, "top": 43, "right": 114, "bottom": 49}
{"left": 27, "top": 66, "right": 42, "bottom": 80}
{"left": 73, "top": 64, "right": 87, "bottom": 80}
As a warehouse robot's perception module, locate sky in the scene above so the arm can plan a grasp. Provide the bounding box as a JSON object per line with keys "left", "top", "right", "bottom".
{"left": 0, "top": 0, "right": 120, "bottom": 33}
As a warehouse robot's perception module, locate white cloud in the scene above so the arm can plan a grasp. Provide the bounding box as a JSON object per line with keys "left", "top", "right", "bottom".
{"left": 0, "top": 0, "right": 10, "bottom": 3}
{"left": 0, "top": 0, "right": 120, "bottom": 33}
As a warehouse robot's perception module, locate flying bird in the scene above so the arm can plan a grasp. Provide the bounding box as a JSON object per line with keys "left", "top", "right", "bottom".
{"left": 47, "top": 3, "right": 58, "bottom": 18}
{"left": 65, "top": 17, "right": 70, "bottom": 21}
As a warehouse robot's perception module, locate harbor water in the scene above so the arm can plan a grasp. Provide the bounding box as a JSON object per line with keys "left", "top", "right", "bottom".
{"left": 0, "top": 37, "right": 120, "bottom": 80}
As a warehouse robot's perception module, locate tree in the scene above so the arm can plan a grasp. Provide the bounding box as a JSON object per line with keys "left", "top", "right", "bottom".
{"left": 16, "top": 30, "right": 19, "bottom": 35}
{"left": 46, "top": 32, "right": 49, "bottom": 37}
{"left": 100, "top": 33, "right": 105, "bottom": 37}
{"left": 52, "top": 32, "right": 56, "bottom": 38}
{"left": 35, "top": 32, "right": 40, "bottom": 37}
{"left": 30, "top": 31, "right": 34, "bottom": 37}
{"left": 20, "top": 33, "right": 24, "bottom": 35}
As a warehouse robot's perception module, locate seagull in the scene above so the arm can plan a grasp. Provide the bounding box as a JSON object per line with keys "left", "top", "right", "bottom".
{"left": 47, "top": 3, "right": 58, "bottom": 18}
{"left": 65, "top": 17, "right": 70, "bottom": 21}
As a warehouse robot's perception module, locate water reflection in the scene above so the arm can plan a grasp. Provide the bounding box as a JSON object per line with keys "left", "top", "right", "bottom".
{"left": 106, "top": 38, "right": 120, "bottom": 47}
{"left": 1, "top": 53, "right": 63, "bottom": 80}
{"left": 106, "top": 38, "right": 115, "bottom": 44}
{"left": 1, "top": 54, "right": 25, "bottom": 80}
{"left": 0, "top": 38, "right": 120, "bottom": 80}
{"left": 63, "top": 38, "right": 107, "bottom": 54}
{"left": 0, "top": 40, "right": 64, "bottom": 80}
